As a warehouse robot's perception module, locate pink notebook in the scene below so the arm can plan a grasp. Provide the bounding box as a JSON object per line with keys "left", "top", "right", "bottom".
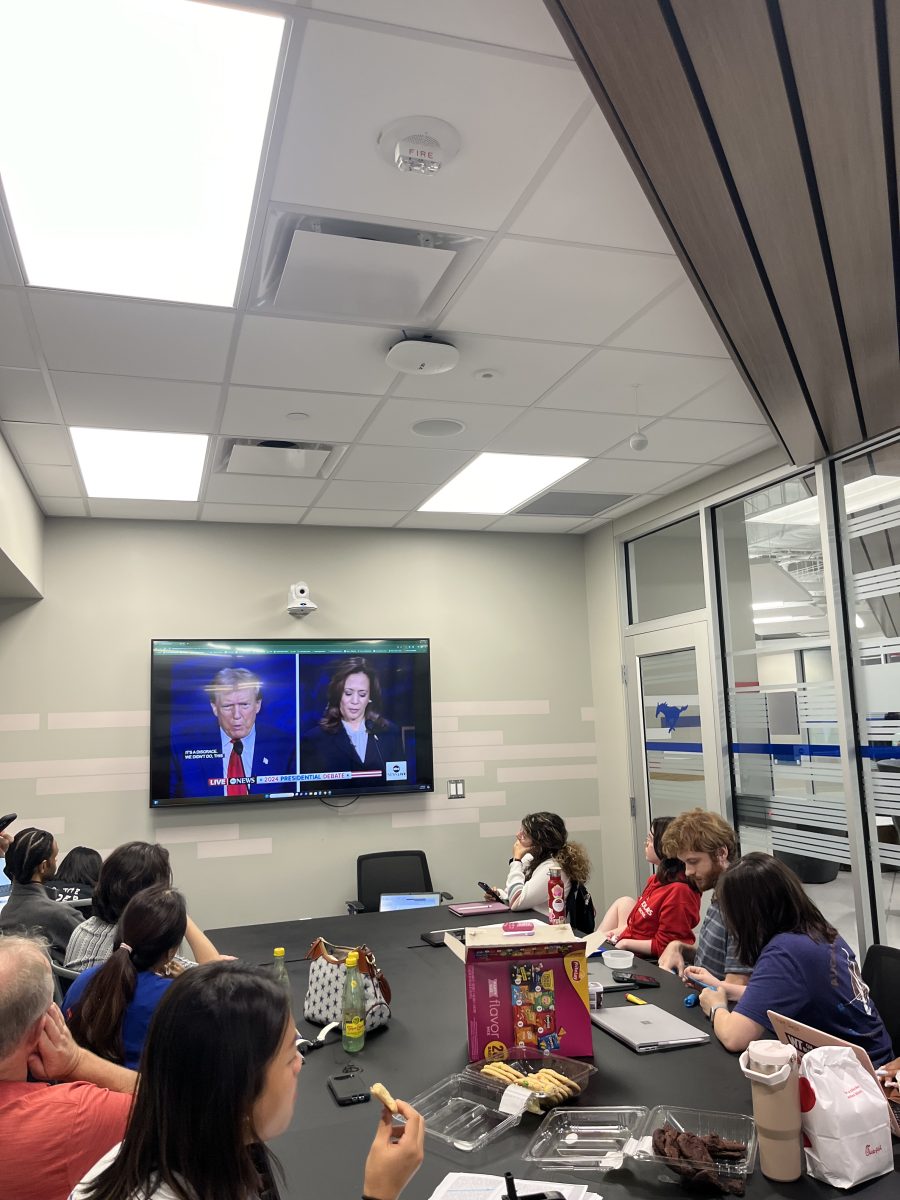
{"left": 448, "top": 900, "right": 509, "bottom": 916}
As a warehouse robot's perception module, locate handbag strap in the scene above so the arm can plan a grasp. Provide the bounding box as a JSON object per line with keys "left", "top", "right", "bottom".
{"left": 304, "top": 937, "right": 392, "bottom": 1004}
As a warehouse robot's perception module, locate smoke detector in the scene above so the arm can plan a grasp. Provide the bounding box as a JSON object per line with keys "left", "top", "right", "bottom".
{"left": 377, "top": 117, "right": 461, "bottom": 174}
{"left": 386, "top": 335, "right": 459, "bottom": 375}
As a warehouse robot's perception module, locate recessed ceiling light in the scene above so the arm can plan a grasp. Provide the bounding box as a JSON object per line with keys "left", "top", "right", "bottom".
{"left": 0, "top": 0, "right": 284, "bottom": 306}
{"left": 411, "top": 419, "right": 466, "bottom": 438}
{"left": 71, "top": 427, "right": 208, "bottom": 501}
{"left": 752, "top": 614, "right": 818, "bottom": 625}
{"left": 420, "top": 452, "right": 587, "bottom": 515}
{"left": 751, "top": 601, "right": 810, "bottom": 610}
{"left": 286, "top": 412, "right": 310, "bottom": 421}
{"left": 474, "top": 368, "right": 502, "bottom": 382}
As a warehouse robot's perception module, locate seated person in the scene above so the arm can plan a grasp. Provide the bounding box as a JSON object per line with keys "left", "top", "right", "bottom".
{"left": 65, "top": 841, "right": 207, "bottom": 973}
{"left": 0, "top": 933, "right": 136, "bottom": 1200}
{"left": 698, "top": 853, "right": 893, "bottom": 1065}
{"left": 71, "top": 960, "right": 425, "bottom": 1200}
{"left": 492, "top": 812, "right": 591, "bottom": 918}
{"left": 300, "top": 657, "right": 404, "bottom": 779}
{"left": 598, "top": 816, "right": 700, "bottom": 958}
{"left": 66, "top": 884, "right": 224, "bottom": 1070}
{"left": 48, "top": 846, "right": 102, "bottom": 907}
{"left": 0, "top": 829, "right": 83, "bottom": 963}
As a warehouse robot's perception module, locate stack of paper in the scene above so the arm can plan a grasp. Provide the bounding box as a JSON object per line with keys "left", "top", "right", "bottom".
{"left": 427, "top": 1173, "right": 601, "bottom": 1200}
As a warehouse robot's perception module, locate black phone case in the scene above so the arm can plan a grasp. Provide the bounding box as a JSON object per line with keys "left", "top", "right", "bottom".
{"left": 328, "top": 1076, "right": 370, "bottom": 1107}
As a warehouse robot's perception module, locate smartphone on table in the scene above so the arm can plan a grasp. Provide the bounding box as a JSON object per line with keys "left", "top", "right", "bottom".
{"left": 328, "top": 1073, "right": 371, "bottom": 1107}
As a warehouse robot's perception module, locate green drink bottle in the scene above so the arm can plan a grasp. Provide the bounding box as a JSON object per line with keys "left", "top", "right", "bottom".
{"left": 342, "top": 950, "right": 366, "bottom": 1052}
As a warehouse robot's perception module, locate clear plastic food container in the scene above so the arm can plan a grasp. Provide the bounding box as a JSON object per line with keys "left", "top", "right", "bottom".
{"left": 407, "top": 1072, "right": 524, "bottom": 1152}
{"left": 465, "top": 1050, "right": 597, "bottom": 1112}
{"left": 523, "top": 1107, "right": 649, "bottom": 1171}
{"left": 630, "top": 1105, "right": 757, "bottom": 1189}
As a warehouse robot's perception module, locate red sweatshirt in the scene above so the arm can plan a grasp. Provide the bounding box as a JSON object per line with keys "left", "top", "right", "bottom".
{"left": 619, "top": 874, "right": 701, "bottom": 959}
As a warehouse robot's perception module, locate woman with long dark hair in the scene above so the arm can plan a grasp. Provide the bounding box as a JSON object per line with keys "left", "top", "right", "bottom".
{"left": 697, "top": 852, "right": 892, "bottom": 1064}
{"left": 598, "top": 815, "right": 700, "bottom": 958}
{"left": 494, "top": 812, "right": 591, "bottom": 917}
{"left": 300, "top": 656, "right": 405, "bottom": 778}
{"left": 71, "top": 961, "right": 425, "bottom": 1200}
{"left": 65, "top": 884, "right": 188, "bottom": 1068}
{"left": 0, "top": 827, "right": 83, "bottom": 961}
{"left": 48, "top": 845, "right": 102, "bottom": 905}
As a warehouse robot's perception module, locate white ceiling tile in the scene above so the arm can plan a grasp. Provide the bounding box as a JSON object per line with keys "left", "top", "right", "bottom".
{"left": 317, "top": 478, "right": 433, "bottom": 509}
{"left": 360, "top": 395, "right": 518, "bottom": 449}
{"left": 488, "top": 514, "right": 584, "bottom": 533}
{"left": 40, "top": 497, "right": 87, "bottom": 517}
{"left": 394, "top": 333, "right": 586, "bottom": 406}
{"left": 52, "top": 372, "right": 222, "bottom": 433}
{"left": 306, "top": 1, "right": 572, "bottom": 57}
{"left": 204, "top": 473, "right": 323, "bottom": 506}
{"left": 671, "top": 367, "right": 767, "bottom": 424}
{"left": 88, "top": 499, "right": 199, "bottom": 520}
{"left": 272, "top": 21, "right": 585, "bottom": 229}
{"left": 397, "top": 510, "right": 494, "bottom": 530}
{"left": 0, "top": 289, "right": 37, "bottom": 368}
{"left": 712, "top": 431, "right": 780, "bottom": 466}
{"left": 200, "top": 503, "right": 305, "bottom": 524}
{"left": 440, "top": 240, "right": 684, "bottom": 342}
{"left": 26, "top": 463, "right": 82, "bottom": 497}
{"left": 0, "top": 367, "right": 57, "bottom": 422}
{"left": 232, "top": 317, "right": 397, "bottom": 393}
{"left": 606, "top": 418, "right": 770, "bottom": 464}
{"left": 538, "top": 347, "right": 730, "bottom": 417}
{"left": 512, "top": 110, "right": 672, "bottom": 251}
{"left": 488, "top": 409, "right": 636, "bottom": 456}
{"left": 2, "top": 421, "right": 72, "bottom": 465}
{"left": 302, "top": 508, "right": 401, "bottom": 527}
{"left": 561, "top": 457, "right": 702, "bottom": 493}
{"left": 221, "top": 386, "right": 378, "bottom": 442}
{"left": 336, "top": 443, "right": 471, "bottom": 483}
{"left": 29, "top": 293, "right": 234, "bottom": 381}
{"left": 609, "top": 279, "right": 728, "bottom": 358}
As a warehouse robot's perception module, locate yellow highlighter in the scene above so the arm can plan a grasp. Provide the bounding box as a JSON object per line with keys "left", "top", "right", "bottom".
{"left": 625, "top": 993, "right": 647, "bottom": 1005}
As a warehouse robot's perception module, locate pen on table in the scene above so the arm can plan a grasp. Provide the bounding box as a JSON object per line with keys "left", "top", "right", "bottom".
{"left": 625, "top": 992, "right": 647, "bottom": 1005}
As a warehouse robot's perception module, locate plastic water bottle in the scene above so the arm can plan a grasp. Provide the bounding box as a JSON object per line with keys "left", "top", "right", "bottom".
{"left": 547, "top": 869, "right": 566, "bottom": 925}
{"left": 272, "top": 947, "right": 290, "bottom": 991}
{"left": 342, "top": 950, "right": 366, "bottom": 1053}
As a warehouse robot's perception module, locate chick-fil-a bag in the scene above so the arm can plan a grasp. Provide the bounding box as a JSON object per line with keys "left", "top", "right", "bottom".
{"left": 798, "top": 1046, "right": 893, "bottom": 1189}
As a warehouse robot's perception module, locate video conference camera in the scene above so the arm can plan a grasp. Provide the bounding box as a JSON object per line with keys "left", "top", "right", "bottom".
{"left": 287, "top": 581, "right": 318, "bottom": 618}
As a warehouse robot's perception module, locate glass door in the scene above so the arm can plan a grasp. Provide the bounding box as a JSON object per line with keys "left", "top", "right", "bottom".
{"left": 624, "top": 621, "right": 720, "bottom": 884}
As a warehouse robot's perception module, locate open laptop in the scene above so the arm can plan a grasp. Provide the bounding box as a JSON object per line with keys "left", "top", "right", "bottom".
{"left": 591, "top": 1003, "right": 710, "bottom": 1053}
{"left": 379, "top": 891, "right": 442, "bottom": 912}
{"left": 768, "top": 1009, "right": 900, "bottom": 1136}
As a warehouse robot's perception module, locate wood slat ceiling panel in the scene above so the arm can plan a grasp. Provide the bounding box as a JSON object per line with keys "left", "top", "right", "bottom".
{"left": 781, "top": 0, "right": 899, "bottom": 441}
{"left": 673, "top": 0, "right": 863, "bottom": 452}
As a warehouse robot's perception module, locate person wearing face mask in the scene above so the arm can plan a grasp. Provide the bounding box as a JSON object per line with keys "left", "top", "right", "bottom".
{"left": 0, "top": 828, "right": 83, "bottom": 963}
{"left": 487, "top": 812, "right": 591, "bottom": 918}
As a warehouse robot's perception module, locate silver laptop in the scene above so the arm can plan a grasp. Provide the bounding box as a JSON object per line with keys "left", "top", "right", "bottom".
{"left": 379, "top": 891, "right": 442, "bottom": 912}
{"left": 591, "top": 1003, "right": 710, "bottom": 1053}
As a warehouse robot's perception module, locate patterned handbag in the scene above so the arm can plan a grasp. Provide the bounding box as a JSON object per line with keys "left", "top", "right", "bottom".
{"left": 303, "top": 937, "right": 392, "bottom": 1032}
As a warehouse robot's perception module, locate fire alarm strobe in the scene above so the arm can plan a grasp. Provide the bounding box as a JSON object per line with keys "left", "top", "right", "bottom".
{"left": 377, "top": 117, "right": 461, "bottom": 174}
{"left": 385, "top": 337, "right": 460, "bottom": 376}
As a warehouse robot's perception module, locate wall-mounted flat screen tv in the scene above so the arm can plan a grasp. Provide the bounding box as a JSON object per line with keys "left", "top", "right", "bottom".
{"left": 150, "top": 638, "right": 434, "bottom": 809}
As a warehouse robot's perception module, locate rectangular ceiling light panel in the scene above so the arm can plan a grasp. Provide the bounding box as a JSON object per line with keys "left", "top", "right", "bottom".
{"left": 71, "top": 427, "right": 208, "bottom": 500}
{"left": 420, "top": 452, "right": 587, "bottom": 515}
{"left": 0, "top": 0, "right": 284, "bottom": 306}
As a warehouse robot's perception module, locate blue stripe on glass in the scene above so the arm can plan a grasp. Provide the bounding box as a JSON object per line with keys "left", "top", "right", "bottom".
{"left": 731, "top": 742, "right": 841, "bottom": 757}
{"left": 645, "top": 741, "right": 703, "bottom": 753}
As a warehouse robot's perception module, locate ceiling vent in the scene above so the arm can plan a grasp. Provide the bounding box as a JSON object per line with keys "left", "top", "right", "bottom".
{"left": 217, "top": 438, "right": 348, "bottom": 480}
{"left": 250, "top": 209, "right": 486, "bottom": 325}
{"left": 516, "top": 492, "right": 634, "bottom": 518}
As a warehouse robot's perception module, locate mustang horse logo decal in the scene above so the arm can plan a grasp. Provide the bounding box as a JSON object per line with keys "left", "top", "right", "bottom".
{"left": 656, "top": 702, "right": 688, "bottom": 735}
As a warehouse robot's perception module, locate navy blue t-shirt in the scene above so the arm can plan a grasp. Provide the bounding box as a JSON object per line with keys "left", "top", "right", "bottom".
{"left": 65, "top": 965, "right": 172, "bottom": 1069}
{"left": 734, "top": 932, "right": 892, "bottom": 1066}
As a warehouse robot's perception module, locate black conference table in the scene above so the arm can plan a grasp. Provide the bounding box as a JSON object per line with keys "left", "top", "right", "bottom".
{"left": 207, "top": 906, "right": 899, "bottom": 1200}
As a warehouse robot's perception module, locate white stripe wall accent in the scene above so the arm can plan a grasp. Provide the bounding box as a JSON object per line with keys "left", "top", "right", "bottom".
{"left": 432, "top": 730, "right": 504, "bottom": 748}
{"left": 392, "top": 807, "right": 479, "bottom": 828}
{"left": 0, "top": 756, "right": 149, "bottom": 779}
{"left": 581, "top": 707, "right": 595, "bottom": 722}
{"left": 0, "top": 713, "right": 39, "bottom": 731}
{"left": 479, "top": 820, "right": 520, "bottom": 838}
{"left": 438, "top": 761, "right": 486, "bottom": 777}
{"left": 496, "top": 763, "right": 598, "bottom": 783}
{"left": 432, "top": 700, "right": 551, "bottom": 717}
{"left": 47, "top": 710, "right": 151, "bottom": 729}
{"left": 8, "top": 815, "right": 66, "bottom": 836}
{"left": 155, "top": 824, "right": 240, "bottom": 844}
{"left": 435, "top": 742, "right": 596, "bottom": 764}
{"left": 565, "top": 816, "right": 603, "bottom": 832}
{"left": 431, "top": 716, "right": 459, "bottom": 732}
{"left": 197, "top": 837, "right": 272, "bottom": 859}
{"left": 37, "top": 773, "right": 148, "bottom": 795}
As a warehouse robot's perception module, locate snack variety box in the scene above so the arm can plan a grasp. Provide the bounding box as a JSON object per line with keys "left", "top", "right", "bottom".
{"left": 464, "top": 927, "right": 593, "bottom": 1060}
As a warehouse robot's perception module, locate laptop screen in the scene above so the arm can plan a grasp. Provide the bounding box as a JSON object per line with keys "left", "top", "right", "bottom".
{"left": 379, "top": 891, "right": 441, "bottom": 912}
{"left": 0, "top": 859, "right": 10, "bottom": 911}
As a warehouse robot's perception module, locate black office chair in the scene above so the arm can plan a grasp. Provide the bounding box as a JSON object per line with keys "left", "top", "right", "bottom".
{"left": 861, "top": 944, "right": 900, "bottom": 1053}
{"left": 346, "top": 850, "right": 452, "bottom": 914}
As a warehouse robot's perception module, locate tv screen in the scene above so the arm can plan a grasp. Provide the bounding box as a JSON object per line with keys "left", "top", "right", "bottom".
{"left": 150, "top": 638, "right": 434, "bottom": 809}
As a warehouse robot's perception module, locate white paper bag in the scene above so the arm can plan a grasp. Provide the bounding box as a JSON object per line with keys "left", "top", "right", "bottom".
{"left": 798, "top": 1046, "right": 893, "bottom": 1189}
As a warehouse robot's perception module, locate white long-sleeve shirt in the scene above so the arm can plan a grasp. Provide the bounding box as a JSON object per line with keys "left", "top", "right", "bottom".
{"left": 502, "top": 853, "right": 570, "bottom": 916}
